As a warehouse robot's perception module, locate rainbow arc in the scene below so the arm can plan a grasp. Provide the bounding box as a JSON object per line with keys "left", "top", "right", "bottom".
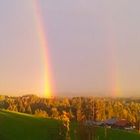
{"left": 32, "top": 0, "right": 54, "bottom": 98}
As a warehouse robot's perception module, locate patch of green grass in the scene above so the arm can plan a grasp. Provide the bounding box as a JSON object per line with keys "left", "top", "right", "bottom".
{"left": 70, "top": 122, "right": 140, "bottom": 140}
{"left": 96, "top": 127, "right": 140, "bottom": 140}
{"left": 0, "top": 110, "right": 62, "bottom": 140}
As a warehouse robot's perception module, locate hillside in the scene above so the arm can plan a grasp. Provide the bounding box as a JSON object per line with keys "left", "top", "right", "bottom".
{"left": 0, "top": 110, "right": 140, "bottom": 140}
{"left": 0, "top": 110, "right": 62, "bottom": 140}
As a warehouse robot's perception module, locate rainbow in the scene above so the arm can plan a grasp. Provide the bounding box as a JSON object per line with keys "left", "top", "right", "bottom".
{"left": 32, "top": 0, "right": 54, "bottom": 98}
{"left": 106, "top": 20, "right": 121, "bottom": 97}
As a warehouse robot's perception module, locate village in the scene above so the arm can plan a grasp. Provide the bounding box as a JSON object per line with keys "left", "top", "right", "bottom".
{"left": 85, "top": 118, "right": 136, "bottom": 131}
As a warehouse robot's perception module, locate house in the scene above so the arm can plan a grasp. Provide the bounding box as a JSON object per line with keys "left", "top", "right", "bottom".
{"left": 104, "top": 118, "right": 118, "bottom": 127}
{"left": 84, "top": 120, "right": 104, "bottom": 126}
{"left": 115, "top": 119, "right": 134, "bottom": 130}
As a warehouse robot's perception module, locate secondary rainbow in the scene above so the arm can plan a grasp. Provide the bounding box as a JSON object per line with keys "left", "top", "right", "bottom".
{"left": 32, "top": 0, "right": 54, "bottom": 98}
{"left": 105, "top": 3, "right": 122, "bottom": 97}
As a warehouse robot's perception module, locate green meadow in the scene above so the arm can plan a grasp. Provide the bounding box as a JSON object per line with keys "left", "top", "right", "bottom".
{"left": 0, "top": 110, "right": 62, "bottom": 140}
{"left": 0, "top": 110, "right": 140, "bottom": 140}
{"left": 70, "top": 122, "right": 140, "bottom": 140}
{"left": 95, "top": 127, "right": 140, "bottom": 140}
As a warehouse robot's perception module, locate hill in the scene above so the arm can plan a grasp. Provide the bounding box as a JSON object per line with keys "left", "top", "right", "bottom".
{"left": 0, "top": 110, "right": 62, "bottom": 140}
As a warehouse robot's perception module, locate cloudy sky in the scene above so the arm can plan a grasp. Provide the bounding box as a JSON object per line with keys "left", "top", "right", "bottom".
{"left": 0, "top": 0, "right": 140, "bottom": 97}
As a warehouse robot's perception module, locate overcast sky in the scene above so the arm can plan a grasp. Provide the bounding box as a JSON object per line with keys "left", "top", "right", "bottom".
{"left": 0, "top": 0, "right": 140, "bottom": 97}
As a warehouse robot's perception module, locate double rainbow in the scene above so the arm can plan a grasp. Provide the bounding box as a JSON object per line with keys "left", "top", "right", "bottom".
{"left": 31, "top": 0, "right": 122, "bottom": 98}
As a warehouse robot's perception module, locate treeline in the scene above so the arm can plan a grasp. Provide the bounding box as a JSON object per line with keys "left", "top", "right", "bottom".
{"left": 0, "top": 95, "right": 140, "bottom": 125}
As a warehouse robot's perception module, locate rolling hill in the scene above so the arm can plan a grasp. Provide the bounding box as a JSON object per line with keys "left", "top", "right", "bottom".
{"left": 0, "top": 110, "right": 62, "bottom": 140}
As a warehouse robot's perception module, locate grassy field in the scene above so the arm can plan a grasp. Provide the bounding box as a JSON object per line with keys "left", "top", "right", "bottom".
{"left": 95, "top": 127, "right": 140, "bottom": 140}
{"left": 0, "top": 110, "right": 140, "bottom": 140}
{"left": 0, "top": 110, "right": 62, "bottom": 140}
{"left": 70, "top": 122, "right": 140, "bottom": 140}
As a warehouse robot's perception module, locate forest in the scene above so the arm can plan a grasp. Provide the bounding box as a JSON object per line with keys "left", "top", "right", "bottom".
{"left": 0, "top": 95, "right": 140, "bottom": 127}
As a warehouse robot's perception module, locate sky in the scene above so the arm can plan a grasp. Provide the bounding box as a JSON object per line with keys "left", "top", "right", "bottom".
{"left": 0, "top": 0, "right": 140, "bottom": 97}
